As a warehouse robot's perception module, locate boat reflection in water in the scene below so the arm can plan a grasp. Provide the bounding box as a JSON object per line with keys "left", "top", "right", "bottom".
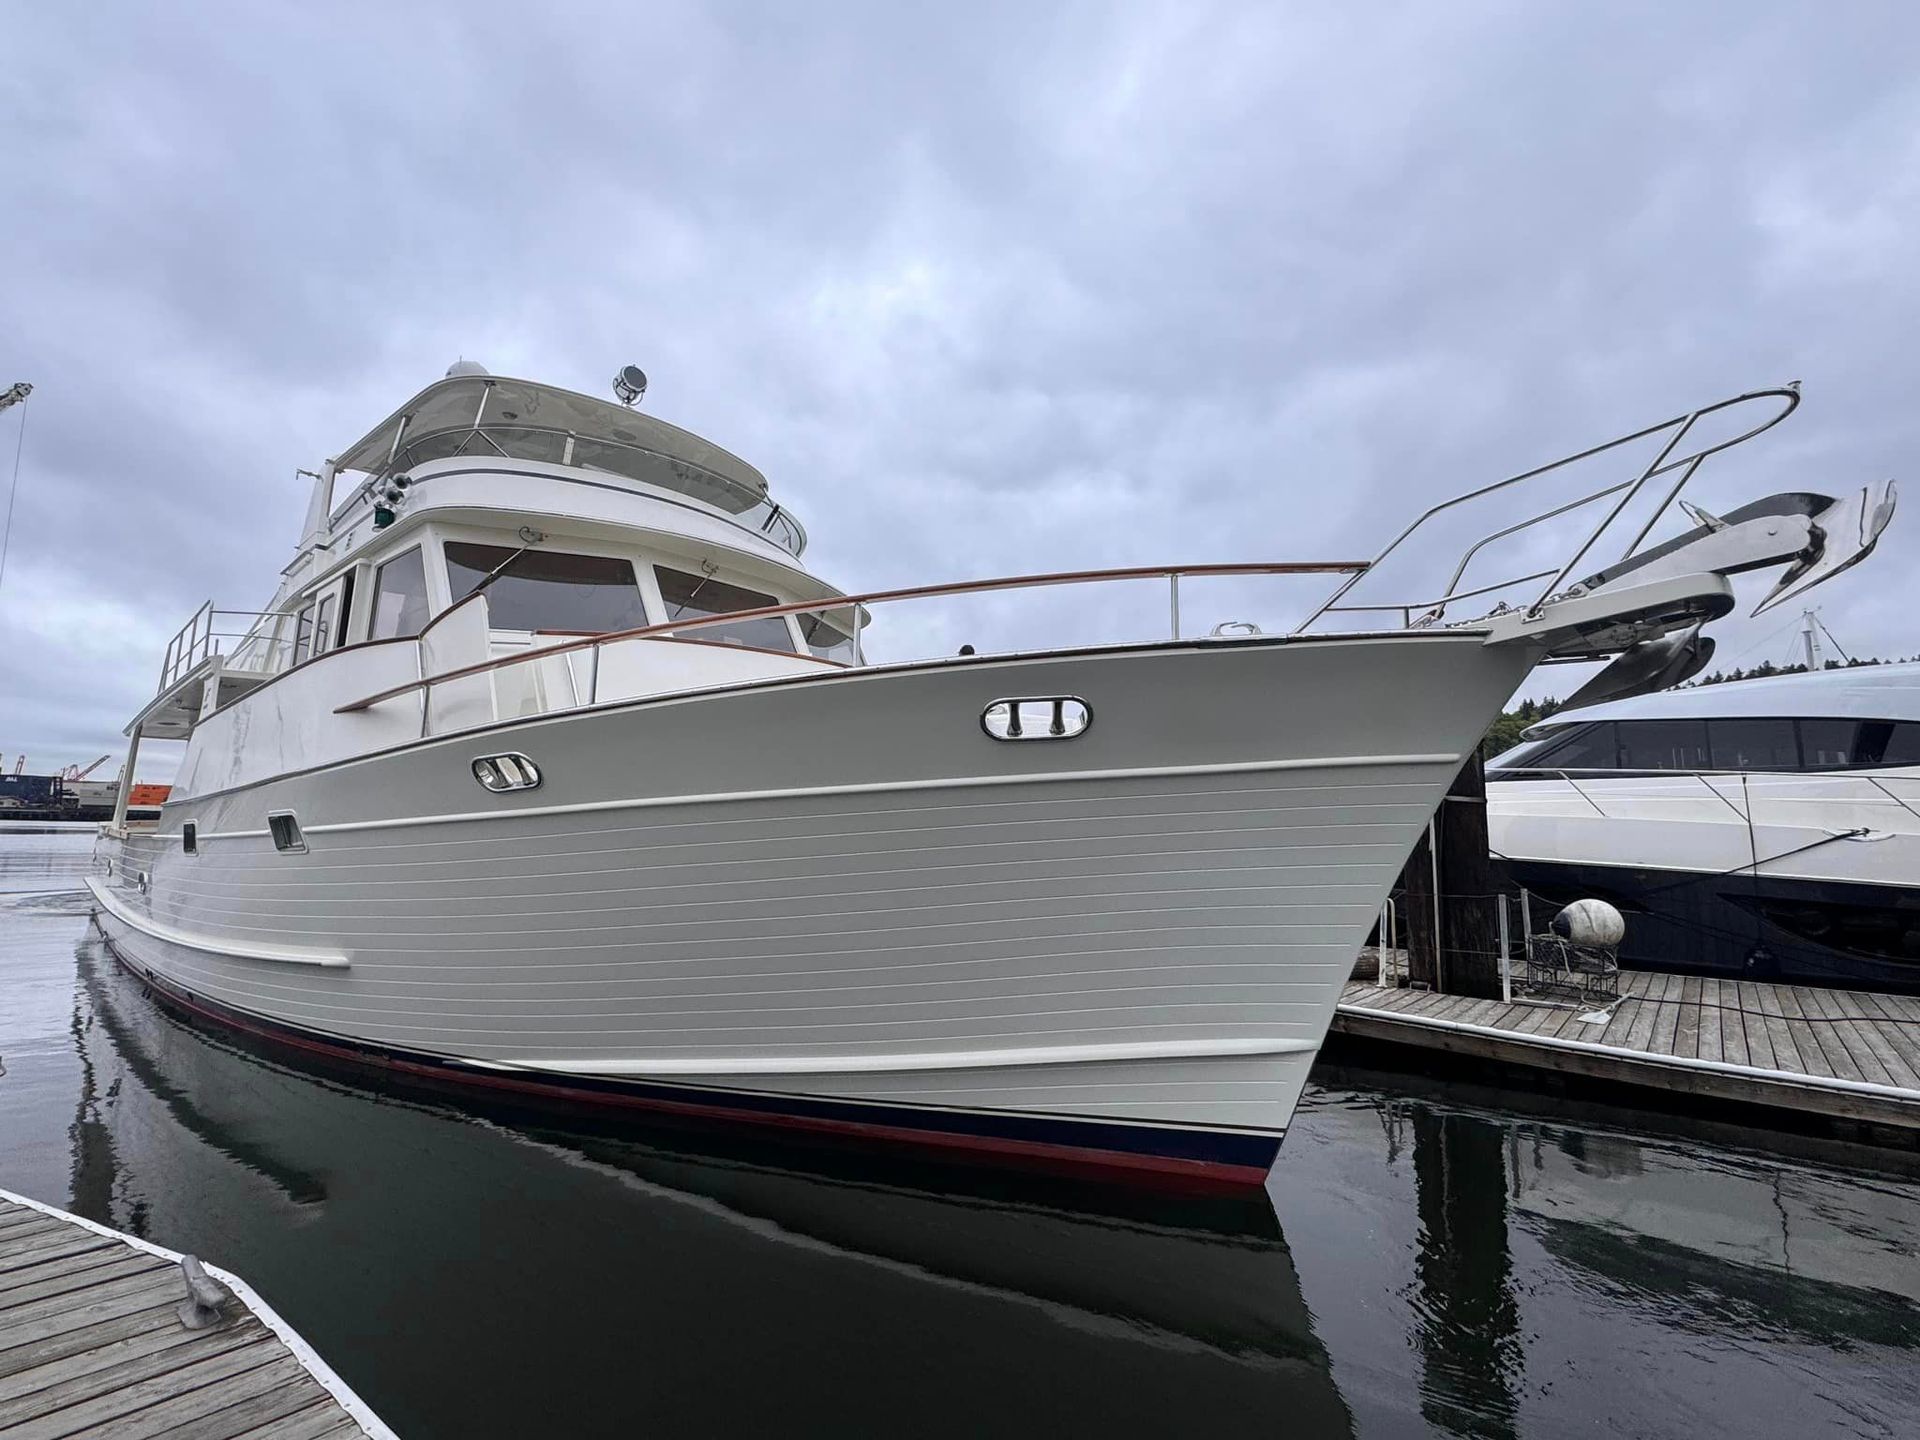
{"left": 1297, "top": 1059, "right": 1920, "bottom": 1439}
{"left": 57, "top": 903, "right": 1920, "bottom": 1439}
{"left": 66, "top": 928, "right": 1355, "bottom": 1439}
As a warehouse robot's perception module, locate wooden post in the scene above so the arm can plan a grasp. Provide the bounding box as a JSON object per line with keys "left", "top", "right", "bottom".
{"left": 1438, "top": 754, "right": 1505, "bottom": 998}
{"left": 1392, "top": 755, "right": 1506, "bottom": 996}
{"left": 1398, "top": 822, "right": 1439, "bottom": 988}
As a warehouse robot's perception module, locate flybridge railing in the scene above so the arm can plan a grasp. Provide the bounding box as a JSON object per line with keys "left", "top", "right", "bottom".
{"left": 332, "top": 560, "right": 1368, "bottom": 717}
{"left": 158, "top": 604, "right": 283, "bottom": 692}
{"left": 1294, "top": 386, "right": 1801, "bottom": 633}
{"left": 348, "top": 420, "right": 807, "bottom": 557}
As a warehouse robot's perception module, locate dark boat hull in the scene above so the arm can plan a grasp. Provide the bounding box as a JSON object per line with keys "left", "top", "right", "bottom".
{"left": 1505, "top": 858, "right": 1920, "bottom": 994}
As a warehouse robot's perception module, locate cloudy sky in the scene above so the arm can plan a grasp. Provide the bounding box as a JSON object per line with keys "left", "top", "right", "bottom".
{"left": 3, "top": 1, "right": 1916, "bottom": 777}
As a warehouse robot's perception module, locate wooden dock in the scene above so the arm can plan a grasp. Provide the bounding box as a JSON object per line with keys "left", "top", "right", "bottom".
{"left": 1334, "top": 971, "right": 1920, "bottom": 1134}
{"left": 0, "top": 1189, "right": 392, "bottom": 1439}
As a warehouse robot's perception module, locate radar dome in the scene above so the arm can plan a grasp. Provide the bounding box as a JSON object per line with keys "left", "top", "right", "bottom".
{"left": 445, "top": 359, "right": 490, "bottom": 378}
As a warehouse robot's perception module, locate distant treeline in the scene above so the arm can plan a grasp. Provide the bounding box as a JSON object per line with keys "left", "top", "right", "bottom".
{"left": 1478, "top": 655, "right": 1913, "bottom": 760}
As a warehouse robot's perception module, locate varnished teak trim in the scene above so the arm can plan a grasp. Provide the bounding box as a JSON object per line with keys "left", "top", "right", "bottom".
{"left": 336, "top": 559, "right": 1368, "bottom": 713}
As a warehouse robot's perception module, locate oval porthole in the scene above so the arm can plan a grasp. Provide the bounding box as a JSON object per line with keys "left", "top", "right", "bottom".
{"left": 981, "top": 697, "right": 1092, "bottom": 742}
{"left": 473, "top": 753, "right": 542, "bottom": 792}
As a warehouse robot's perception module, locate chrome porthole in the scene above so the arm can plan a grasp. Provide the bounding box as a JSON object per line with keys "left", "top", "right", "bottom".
{"left": 981, "top": 697, "right": 1092, "bottom": 742}
{"left": 473, "top": 753, "right": 543, "bottom": 792}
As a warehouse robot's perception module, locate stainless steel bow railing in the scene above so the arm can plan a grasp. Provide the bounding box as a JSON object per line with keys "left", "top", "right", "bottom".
{"left": 1294, "top": 385, "right": 1801, "bottom": 633}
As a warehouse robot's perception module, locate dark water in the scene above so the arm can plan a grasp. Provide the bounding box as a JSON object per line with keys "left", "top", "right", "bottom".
{"left": 4, "top": 830, "right": 1918, "bottom": 1438}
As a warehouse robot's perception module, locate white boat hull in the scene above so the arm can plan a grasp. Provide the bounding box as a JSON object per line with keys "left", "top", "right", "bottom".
{"left": 96, "top": 631, "right": 1535, "bottom": 1187}
{"left": 1490, "top": 767, "right": 1920, "bottom": 991}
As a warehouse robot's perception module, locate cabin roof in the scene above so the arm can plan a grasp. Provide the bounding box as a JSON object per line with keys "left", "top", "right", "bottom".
{"left": 1533, "top": 660, "right": 1920, "bottom": 731}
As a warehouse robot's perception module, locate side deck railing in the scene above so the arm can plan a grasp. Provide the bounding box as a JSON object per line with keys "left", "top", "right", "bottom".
{"left": 158, "top": 604, "right": 282, "bottom": 692}
{"left": 334, "top": 560, "right": 1369, "bottom": 717}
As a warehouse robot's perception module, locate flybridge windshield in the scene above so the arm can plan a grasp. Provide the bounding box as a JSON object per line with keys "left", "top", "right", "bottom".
{"left": 332, "top": 375, "right": 806, "bottom": 557}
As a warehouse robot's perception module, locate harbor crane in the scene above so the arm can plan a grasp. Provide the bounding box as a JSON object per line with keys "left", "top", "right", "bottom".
{"left": 62, "top": 755, "right": 111, "bottom": 781}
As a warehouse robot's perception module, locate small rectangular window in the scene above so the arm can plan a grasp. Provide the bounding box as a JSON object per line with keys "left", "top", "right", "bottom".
{"left": 335, "top": 570, "right": 357, "bottom": 648}
{"left": 182, "top": 822, "right": 198, "bottom": 855}
{"left": 371, "top": 547, "right": 432, "bottom": 641}
{"left": 654, "top": 566, "right": 795, "bottom": 653}
{"left": 268, "top": 811, "right": 306, "bottom": 854}
{"left": 292, "top": 604, "right": 317, "bottom": 664}
{"left": 314, "top": 593, "right": 337, "bottom": 653}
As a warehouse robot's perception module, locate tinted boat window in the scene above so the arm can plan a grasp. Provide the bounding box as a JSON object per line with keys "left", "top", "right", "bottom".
{"left": 335, "top": 570, "right": 355, "bottom": 649}
{"left": 1536, "top": 721, "right": 1619, "bottom": 771}
{"left": 447, "top": 542, "right": 647, "bottom": 634}
{"left": 1798, "top": 718, "right": 1859, "bottom": 769}
{"left": 1708, "top": 718, "right": 1799, "bottom": 771}
{"left": 1872, "top": 721, "right": 1920, "bottom": 767}
{"left": 292, "top": 603, "right": 316, "bottom": 664}
{"left": 371, "top": 547, "right": 431, "bottom": 640}
{"left": 1617, "top": 719, "right": 1709, "bottom": 771}
{"left": 314, "top": 594, "right": 337, "bottom": 653}
{"left": 655, "top": 566, "right": 796, "bottom": 652}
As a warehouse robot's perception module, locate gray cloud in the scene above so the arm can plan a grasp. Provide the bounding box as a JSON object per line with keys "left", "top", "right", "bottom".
{"left": 4, "top": 1, "right": 1917, "bottom": 773}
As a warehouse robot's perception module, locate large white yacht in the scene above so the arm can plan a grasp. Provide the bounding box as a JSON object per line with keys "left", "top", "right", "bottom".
{"left": 1489, "top": 663, "right": 1920, "bottom": 992}
{"left": 86, "top": 368, "right": 1887, "bottom": 1190}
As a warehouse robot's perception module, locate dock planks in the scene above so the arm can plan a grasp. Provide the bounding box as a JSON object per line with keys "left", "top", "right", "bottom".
{"left": 0, "top": 1190, "right": 391, "bottom": 1440}
{"left": 1334, "top": 969, "right": 1920, "bottom": 1135}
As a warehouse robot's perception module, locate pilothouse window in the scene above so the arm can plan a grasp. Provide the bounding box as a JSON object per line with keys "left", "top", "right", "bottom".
{"left": 371, "top": 548, "right": 431, "bottom": 640}
{"left": 446, "top": 542, "right": 648, "bottom": 633}
{"left": 798, "top": 610, "right": 858, "bottom": 663}
{"left": 655, "top": 566, "right": 795, "bottom": 652}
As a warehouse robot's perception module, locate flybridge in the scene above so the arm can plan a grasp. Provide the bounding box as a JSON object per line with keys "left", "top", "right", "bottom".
{"left": 320, "top": 369, "right": 805, "bottom": 557}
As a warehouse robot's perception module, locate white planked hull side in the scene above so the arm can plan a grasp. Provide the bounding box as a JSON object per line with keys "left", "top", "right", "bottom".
{"left": 1489, "top": 768, "right": 1920, "bottom": 889}
{"left": 94, "top": 633, "right": 1536, "bottom": 1165}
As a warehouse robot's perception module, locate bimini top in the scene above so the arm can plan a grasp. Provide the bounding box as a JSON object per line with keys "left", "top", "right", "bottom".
{"left": 334, "top": 373, "right": 767, "bottom": 491}
{"left": 1524, "top": 660, "right": 1920, "bottom": 736}
{"left": 329, "top": 372, "right": 802, "bottom": 554}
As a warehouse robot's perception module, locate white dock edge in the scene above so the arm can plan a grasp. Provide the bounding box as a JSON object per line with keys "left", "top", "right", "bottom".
{"left": 0, "top": 1186, "right": 396, "bottom": 1439}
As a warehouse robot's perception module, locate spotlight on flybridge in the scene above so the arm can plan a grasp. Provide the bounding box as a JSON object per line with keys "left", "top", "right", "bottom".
{"left": 612, "top": 365, "right": 648, "bottom": 407}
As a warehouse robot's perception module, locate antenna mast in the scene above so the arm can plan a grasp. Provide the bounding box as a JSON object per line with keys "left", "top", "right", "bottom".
{"left": 1800, "top": 608, "right": 1821, "bottom": 672}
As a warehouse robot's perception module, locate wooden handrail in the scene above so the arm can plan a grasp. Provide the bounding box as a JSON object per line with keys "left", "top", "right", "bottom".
{"left": 334, "top": 559, "right": 1367, "bottom": 713}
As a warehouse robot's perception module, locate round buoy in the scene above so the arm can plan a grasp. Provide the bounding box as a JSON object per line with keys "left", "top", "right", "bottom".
{"left": 1551, "top": 898, "right": 1626, "bottom": 948}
